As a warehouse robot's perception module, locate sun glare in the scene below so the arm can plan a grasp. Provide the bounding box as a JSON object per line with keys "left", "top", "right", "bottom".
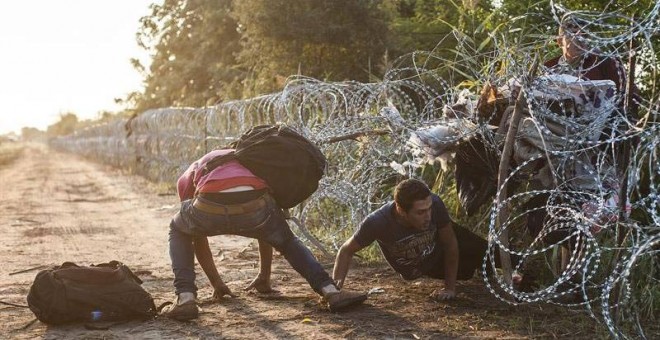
{"left": 0, "top": 0, "right": 157, "bottom": 135}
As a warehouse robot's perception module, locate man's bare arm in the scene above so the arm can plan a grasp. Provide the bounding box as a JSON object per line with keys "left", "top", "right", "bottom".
{"left": 193, "top": 236, "right": 236, "bottom": 298}
{"left": 332, "top": 236, "right": 364, "bottom": 289}
{"left": 245, "top": 239, "right": 275, "bottom": 293}
{"left": 433, "top": 223, "right": 459, "bottom": 300}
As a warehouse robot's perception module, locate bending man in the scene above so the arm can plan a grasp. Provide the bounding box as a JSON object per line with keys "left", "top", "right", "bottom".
{"left": 163, "top": 148, "right": 367, "bottom": 320}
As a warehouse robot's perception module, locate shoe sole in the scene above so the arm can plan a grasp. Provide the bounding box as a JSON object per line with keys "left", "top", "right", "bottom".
{"left": 167, "top": 311, "right": 199, "bottom": 321}
{"left": 328, "top": 294, "right": 367, "bottom": 312}
{"left": 163, "top": 303, "right": 199, "bottom": 321}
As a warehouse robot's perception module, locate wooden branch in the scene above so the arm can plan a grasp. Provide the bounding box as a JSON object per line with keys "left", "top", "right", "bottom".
{"left": 320, "top": 129, "right": 391, "bottom": 144}
{"left": 613, "top": 25, "right": 638, "bottom": 324}
{"left": 9, "top": 265, "right": 48, "bottom": 276}
{"left": 618, "top": 30, "right": 637, "bottom": 235}
{"left": 495, "top": 59, "right": 540, "bottom": 286}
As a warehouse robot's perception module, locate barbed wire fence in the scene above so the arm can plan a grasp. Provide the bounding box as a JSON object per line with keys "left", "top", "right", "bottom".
{"left": 51, "top": 2, "right": 658, "bottom": 338}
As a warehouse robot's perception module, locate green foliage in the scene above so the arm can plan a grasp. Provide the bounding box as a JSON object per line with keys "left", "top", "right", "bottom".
{"left": 129, "top": 0, "right": 506, "bottom": 105}
{"left": 131, "top": 0, "right": 396, "bottom": 104}
{"left": 382, "top": 0, "right": 501, "bottom": 92}
{"left": 626, "top": 235, "right": 659, "bottom": 321}
{"left": 300, "top": 195, "right": 385, "bottom": 264}
{"left": 233, "top": 0, "right": 390, "bottom": 95}
{"left": 123, "top": 0, "right": 659, "bottom": 109}
{"left": 352, "top": 242, "right": 385, "bottom": 264}
{"left": 426, "top": 164, "right": 493, "bottom": 236}
{"left": 134, "top": 0, "right": 242, "bottom": 111}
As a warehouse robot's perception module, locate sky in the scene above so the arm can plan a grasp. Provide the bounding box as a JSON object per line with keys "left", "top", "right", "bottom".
{"left": 0, "top": 0, "right": 160, "bottom": 135}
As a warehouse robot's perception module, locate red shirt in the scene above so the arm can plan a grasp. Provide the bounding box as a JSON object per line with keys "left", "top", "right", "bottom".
{"left": 176, "top": 149, "right": 268, "bottom": 201}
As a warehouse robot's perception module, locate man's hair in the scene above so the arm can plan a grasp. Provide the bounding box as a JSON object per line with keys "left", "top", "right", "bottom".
{"left": 394, "top": 179, "right": 431, "bottom": 212}
{"left": 559, "top": 13, "right": 588, "bottom": 36}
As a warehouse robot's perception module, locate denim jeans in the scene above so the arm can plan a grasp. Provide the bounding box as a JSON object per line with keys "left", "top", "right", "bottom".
{"left": 169, "top": 194, "right": 334, "bottom": 295}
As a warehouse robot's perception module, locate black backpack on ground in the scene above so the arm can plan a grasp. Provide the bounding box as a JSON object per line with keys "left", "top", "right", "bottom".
{"left": 26, "top": 261, "right": 157, "bottom": 325}
{"left": 203, "top": 124, "right": 327, "bottom": 209}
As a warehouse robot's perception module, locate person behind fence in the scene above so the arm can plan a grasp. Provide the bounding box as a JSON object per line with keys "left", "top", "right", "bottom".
{"left": 332, "top": 178, "right": 521, "bottom": 301}
{"left": 162, "top": 148, "right": 367, "bottom": 321}
{"left": 546, "top": 12, "right": 641, "bottom": 145}
{"left": 545, "top": 16, "right": 624, "bottom": 91}
{"left": 516, "top": 14, "right": 640, "bottom": 301}
{"left": 524, "top": 14, "right": 640, "bottom": 239}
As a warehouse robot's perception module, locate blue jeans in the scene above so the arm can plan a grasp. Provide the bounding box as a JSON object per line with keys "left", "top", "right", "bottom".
{"left": 169, "top": 194, "right": 334, "bottom": 295}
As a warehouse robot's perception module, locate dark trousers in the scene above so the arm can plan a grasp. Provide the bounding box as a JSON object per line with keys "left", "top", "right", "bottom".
{"left": 419, "top": 224, "right": 518, "bottom": 280}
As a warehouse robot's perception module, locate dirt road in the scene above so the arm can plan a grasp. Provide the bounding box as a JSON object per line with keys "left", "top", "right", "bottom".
{"left": 1, "top": 143, "right": 606, "bottom": 339}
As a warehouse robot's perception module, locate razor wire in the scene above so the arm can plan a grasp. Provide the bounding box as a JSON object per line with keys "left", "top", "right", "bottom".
{"left": 50, "top": 2, "right": 659, "bottom": 338}
{"left": 475, "top": 3, "right": 659, "bottom": 339}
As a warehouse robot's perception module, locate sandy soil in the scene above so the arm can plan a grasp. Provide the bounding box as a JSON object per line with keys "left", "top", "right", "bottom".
{"left": 0, "top": 143, "right": 613, "bottom": 339}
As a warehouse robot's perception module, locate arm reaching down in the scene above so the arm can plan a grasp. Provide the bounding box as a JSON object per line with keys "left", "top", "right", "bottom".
{"left": 194, "top": 236, "right": 237, "bottom": 299}
{"left": 245, "top": 239, "right": 276, "bottom": 293}
{"left": 332, "top": 236, "right": 365, "bottom": 289}
{"left": 432, "top": 223, "right": 459, "bottom": 300}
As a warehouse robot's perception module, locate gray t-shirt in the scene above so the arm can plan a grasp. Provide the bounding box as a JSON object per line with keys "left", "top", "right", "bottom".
{"left": 353, "top": 194, "right": 451, "bottom": 279}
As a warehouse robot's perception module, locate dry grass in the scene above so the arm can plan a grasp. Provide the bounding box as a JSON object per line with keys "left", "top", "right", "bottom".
{"left": 0, "top": 141, "right": 23, "bottom": 167}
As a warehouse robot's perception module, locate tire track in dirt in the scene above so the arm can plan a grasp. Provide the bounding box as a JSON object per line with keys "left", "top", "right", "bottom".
{"left": 0, "top": 144, "right": 248, "bottom": 338}
{"left": 0, "top": 144, "right": 171, "bottom": 274}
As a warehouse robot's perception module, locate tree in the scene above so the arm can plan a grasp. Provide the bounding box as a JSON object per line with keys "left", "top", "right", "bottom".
{"left": 135, "top": 0, "right": 242, "bottom": 111}
{"left": 232, "top": 0, "right": 391, "bottom": 95}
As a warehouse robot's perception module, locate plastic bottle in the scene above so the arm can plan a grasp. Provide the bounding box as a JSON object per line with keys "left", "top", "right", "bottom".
{"left": 90, "top": 309, "right": 103, "bottom": 322}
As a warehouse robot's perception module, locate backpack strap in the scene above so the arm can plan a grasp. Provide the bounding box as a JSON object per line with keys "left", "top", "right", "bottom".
{"left": 198, "top": 151, "right": 237, "bottom": 178}
{"left": 93, "top": 261, "right": 144, "bottom": 284}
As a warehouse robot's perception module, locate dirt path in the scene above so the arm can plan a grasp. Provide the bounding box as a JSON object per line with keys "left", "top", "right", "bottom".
{"left": 0, "top": 143, "right": 609, "bottom": 339}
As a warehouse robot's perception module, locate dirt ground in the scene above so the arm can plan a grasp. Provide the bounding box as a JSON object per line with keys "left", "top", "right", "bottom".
{"left": 1, "top": 143, "right": 616, "bottom": 339}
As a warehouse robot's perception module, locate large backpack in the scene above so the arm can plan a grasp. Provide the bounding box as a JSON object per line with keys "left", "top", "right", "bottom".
{"left": 202, "top": 124, "right": 327, "bottom": 209}
{"left": 26, "top": 261, "right": 157, "bottom": 324}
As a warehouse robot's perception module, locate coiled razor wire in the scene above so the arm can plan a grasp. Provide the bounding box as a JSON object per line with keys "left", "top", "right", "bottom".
{"left": 51, "top": 2, "right": 658, "bottom": 338}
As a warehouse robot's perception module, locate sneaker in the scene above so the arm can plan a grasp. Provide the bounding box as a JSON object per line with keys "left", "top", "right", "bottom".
{"left": 161, "top": 300, "right": 199, "bottom": 321}
{"left": 325, "top": 290, "right": 367, "bottom": 312}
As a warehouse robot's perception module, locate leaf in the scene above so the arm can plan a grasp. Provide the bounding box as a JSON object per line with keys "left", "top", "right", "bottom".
{"left": 301, "top": 317, "right": 317, "bottom": 324}
{"left": 477, "top": 35, "right": 492, "bottom": 53}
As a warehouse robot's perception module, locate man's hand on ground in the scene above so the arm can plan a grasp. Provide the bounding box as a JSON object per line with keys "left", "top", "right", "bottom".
{"left": 211, "top": 280, "right": 237, "bottom": 300}
{"left": 429, "top": 288, "right": 456, "bottom": 301}
{"left": 244, "top": 275, "right": 277, "bottom": 293}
